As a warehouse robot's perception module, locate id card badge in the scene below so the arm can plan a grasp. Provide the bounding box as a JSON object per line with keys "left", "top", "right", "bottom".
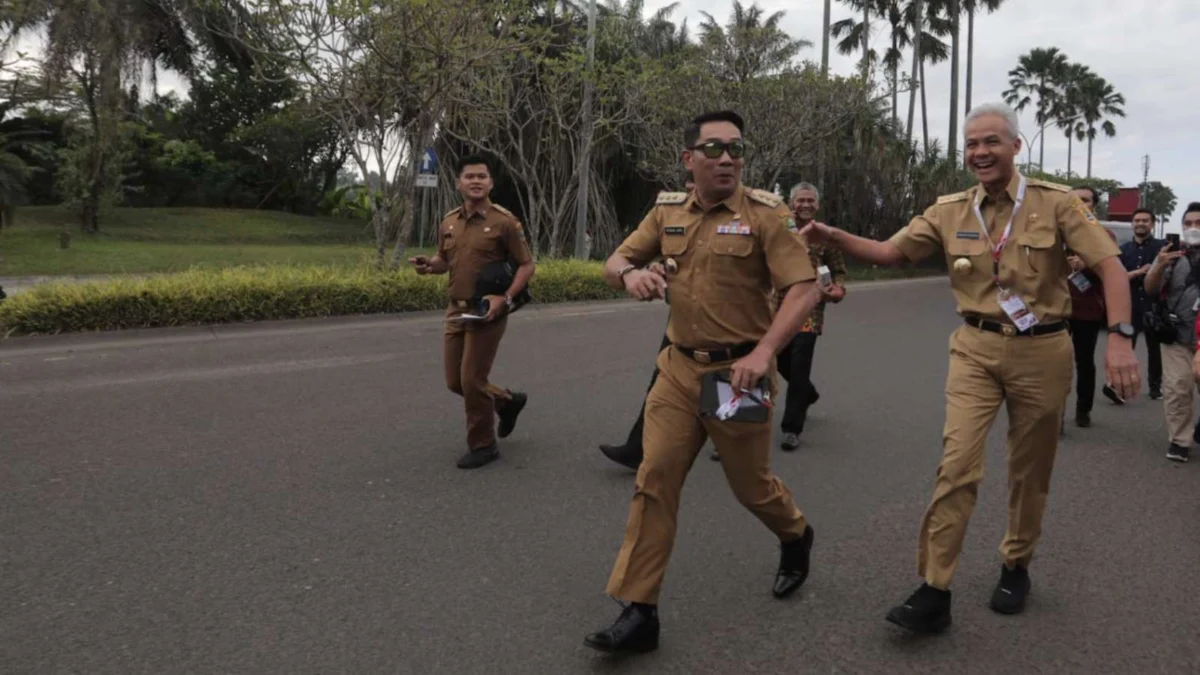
{"left": 998, "top": 289, "right": 1039, "bottom": 332}
{"left": 1068, "top": 271, "right": 1092, "bottom": 292}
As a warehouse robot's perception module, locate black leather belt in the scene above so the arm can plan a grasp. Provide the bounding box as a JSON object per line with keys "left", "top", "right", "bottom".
{"left": 965, "top": 316, "right": 1067, "bottom": 337}
{"left": 676, "top": 343, "right": 756, "bottom": 364}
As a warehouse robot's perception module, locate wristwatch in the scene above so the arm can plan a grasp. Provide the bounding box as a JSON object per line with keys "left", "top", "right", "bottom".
{"left": 617, "top": 264, "right": 637, "bottom": 278}
{"left": 504, "top": 294, "right": 514, "bottom": 310}
{"left": 1107, "top": 323, "right": 1135, "bottom": 339}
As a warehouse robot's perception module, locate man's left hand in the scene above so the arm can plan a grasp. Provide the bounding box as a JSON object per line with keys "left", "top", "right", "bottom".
{"left": 730, "top": 346, "right": 772, "bottom": 393}
{"left": 1105, "top": 336, "right": 1140, "bottom": 401}
{"left": 483, "top": 295, "right": 506, "bottom": 321}
{"left": 822, "top": 284, "right": 846, "bottom": 303}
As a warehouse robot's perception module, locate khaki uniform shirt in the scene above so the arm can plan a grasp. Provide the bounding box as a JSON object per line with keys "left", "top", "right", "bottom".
{"left": 616, "top": 184, "right": 816, "bottom": 348}
{"left": 437, "top": 200, "right": 534, "bottom": 302}
{"left": 889, "top": 174, "right": 1120, "bottom": 324}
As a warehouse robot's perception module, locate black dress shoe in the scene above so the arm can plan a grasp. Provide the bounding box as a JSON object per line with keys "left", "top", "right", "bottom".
{"left": 584, "top": 604, "right": 659, "bottom": 654}
{"left": 498, "top": 392, "right": 527, "bottom": 438}
{"left": 989, "top": 564, "right": 1031, "bottom": 614}
{"left": 599, "top": 443, "right": 642, "bottom": 470}
{"left": 456, "top": 445, "right": 499, "bottom": 469}
{"left": 1075, "top": 411, "right": 1091, "bottom": 428}
{"left": 886, "top": 583, "right": 952, "bottom": 633}
{"left": 773, "top": 525, "right": 814, "bottom": 598}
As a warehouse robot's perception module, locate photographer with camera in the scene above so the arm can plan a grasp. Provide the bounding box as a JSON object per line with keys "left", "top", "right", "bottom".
{"left": 1143, "top": 202, "right": 1200, "bottom": 463}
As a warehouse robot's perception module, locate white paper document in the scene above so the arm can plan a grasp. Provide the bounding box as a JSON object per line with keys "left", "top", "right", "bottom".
{"left": 714, "top": 380, "right": 766, "bottom": 420}
{"left": 447, "top": 313, "right": 487, "bottom": 321}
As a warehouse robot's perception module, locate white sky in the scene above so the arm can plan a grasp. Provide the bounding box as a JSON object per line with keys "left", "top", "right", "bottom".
{"left": 13, "top": 0, "right": 1200, "bottom": 229}
{"left": 648, "top": 0, "right": 1200, "bottom": 229}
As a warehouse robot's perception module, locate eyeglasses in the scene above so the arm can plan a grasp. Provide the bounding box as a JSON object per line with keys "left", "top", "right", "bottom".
{"left": 691, "top": 139, "right": 746, "bottom": 160}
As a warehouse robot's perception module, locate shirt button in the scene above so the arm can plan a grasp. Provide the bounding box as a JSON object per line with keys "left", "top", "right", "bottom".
{"left": 691, "top": 324, "right": 698, "bottom": 330}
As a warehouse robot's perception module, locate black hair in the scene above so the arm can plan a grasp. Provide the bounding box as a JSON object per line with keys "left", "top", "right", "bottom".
{"left": 456, "top": 154, "right": 491, "bottom": 176}
{"left": 1184, "top": 202, "right": 1200, "bottom": 222}
{"left": 683, "top": 110, "right": 745, "bottom": 148}
{"left": 1071, "top": 185, "right": 1099, "bottom": 204}
{"left": 1132, "top": 207, "right": 1155, "bottom": 222}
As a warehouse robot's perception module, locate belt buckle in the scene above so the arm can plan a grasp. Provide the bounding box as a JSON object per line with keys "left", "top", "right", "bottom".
{"left": 694, "top": 350, "right": 712, "bottom": 364}
{"left": 1001, "top": 324, "right": 1017, "bottom": 337}
{"left": 455, "top": 300, "right": 468, "bottom": 309}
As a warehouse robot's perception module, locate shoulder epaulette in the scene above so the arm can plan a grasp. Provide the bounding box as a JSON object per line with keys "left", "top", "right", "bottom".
{"left": 1026, "top": 177, "right": 1071, "bottom": 192}
{"left": 656, "top": 191, "right": 688, "bottom": 205}
{"left": 491, "top": 203, "right": 514, "bottom": 216}
{"left": 443, "top": 206, "right": 463, "bottom": 218}
{"left": 748, "top": 188, "right": 783, "bottom": 208}
{"left": 937, "top": 191, "right": 970, "bottom": 205}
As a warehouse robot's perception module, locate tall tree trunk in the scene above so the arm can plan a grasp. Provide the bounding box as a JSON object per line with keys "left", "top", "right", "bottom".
{"left": 821, "top": 0, "right": 831, "bottom": 76}
{"left": 947, "top": 0, "right": 961, "bottom": 162}
{"left": 1087, "top": 131, "right": 1094, "bottom": 178}
{"left": 920, "top": 56, "right": 930, "bottom": 156}
{"left": 964, "top": 7, "right": 974, "bottom": 167}
{"left": 862, "top": 4, "right": 869, "bottom": 78}
{"left": 906, "top": 0, "right": 922, "bottom": 144}
{"left": 1039, "top": 122, "right": 1046, "bottom": 170}
{"left": 1066, "top": 133, "right": 1073, "bottom": 175}
{"left": 890, "top": 33, "right": 898, "bottom": 124}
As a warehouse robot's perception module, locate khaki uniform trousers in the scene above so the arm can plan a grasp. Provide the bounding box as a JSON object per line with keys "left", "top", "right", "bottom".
{"left": 1159, "top": 343, "right": 1196, "bottom": 448}
{"left": 444, "top": 307, "right": 513, "bottom": 450}
{"left": 918, "top": 324, "right": 1073, "bottom": 590}
{"left": 606, "top": 346, "right": 809, "bottom": 604}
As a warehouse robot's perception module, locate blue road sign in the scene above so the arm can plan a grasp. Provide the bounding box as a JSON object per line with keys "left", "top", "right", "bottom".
{"left": 419, "top": 148, "right": 437, "bottom": 175}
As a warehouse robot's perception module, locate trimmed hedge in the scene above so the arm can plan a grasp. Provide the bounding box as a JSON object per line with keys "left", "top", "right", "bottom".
{"left": 0, "top": 260, "right": 624, "bottom": 336}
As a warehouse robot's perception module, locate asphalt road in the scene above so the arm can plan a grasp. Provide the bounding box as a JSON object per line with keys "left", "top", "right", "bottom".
{"left": 3, "top": 277, "right": 1198, "bottom": 674}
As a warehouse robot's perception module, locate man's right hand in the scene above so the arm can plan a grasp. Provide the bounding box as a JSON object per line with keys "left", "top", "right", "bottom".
{"left": 1155, "top": 244, "right": 1183, "bottom": 267}
{"left": 622, "top": 269, "right": 667, "bottom": 301}
{"left": 409, "top": 256, "right": 432, "bottom": 275}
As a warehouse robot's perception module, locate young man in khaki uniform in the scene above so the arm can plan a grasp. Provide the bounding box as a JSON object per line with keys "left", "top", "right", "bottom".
{"left": 410, "top": 155, "right": 535, "bottom": 469}
{"left": 802, "top": 102, "right": 1140, "bottom": 633}
{"left": 584, "top": 110, "right": 823, "bottom": 655}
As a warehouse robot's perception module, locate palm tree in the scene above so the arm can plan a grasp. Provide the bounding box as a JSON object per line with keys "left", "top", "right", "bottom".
{"left": 699, "top": 1, "right": 811, "bottom": 84}
{"left": 822, "top": 0, "right": 833, "bottom": 75}
{"left": 942, "top": 0, "right": 961, "bottom": 162}
{"left": 1003, "top": 47, "right": 1069, "bottom": 171}
{"left": 904, "top": 0, "right": 921, "bottom": 143}
{"left": 904, "top": 1, "right": 950, "bottom": 154}
{"left": 1075, "top": 73, "right": 1125, "bottom": 178}
{"left": 962, "top": 0, "right": 1005, "bottom": 117}
{"left": 831, "top": 0, "right": 880, "bottom": 80}
{"left": 1053, "top": 63, "right": 1089, "bottom": 176}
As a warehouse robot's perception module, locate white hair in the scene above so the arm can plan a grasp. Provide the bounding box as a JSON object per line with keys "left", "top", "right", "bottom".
{"left": 790, "top": 182, "right": 819, "bottom": 200}
{"left": 965, "top": 101, "right": 1020, "bottom": 140}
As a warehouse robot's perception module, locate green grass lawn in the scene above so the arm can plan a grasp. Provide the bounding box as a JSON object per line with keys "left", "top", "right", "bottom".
{"left": 0, "top": 206, "right": 439, "bottom": 276}
{"left": 0, "top": 205, "right": 942, "bottom": 280}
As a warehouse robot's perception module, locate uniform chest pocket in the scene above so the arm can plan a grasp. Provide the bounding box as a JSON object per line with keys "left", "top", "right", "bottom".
{"left": 1015, "top": 227, "right": 1060, "bottom": 276}
{"left": 661, "top": 232, "right": 690, "bottom": 256}
{"left": 441, "top": 233, "right": 458, "bottom": 250}
{"left": 470, "top": 232, "right": 503, "bottom": 251}
{"left": 710, "top": 236, "right": 754, "bottom": 258}
{"left": 707, "top": 234, "right": 758, "bottom": 285}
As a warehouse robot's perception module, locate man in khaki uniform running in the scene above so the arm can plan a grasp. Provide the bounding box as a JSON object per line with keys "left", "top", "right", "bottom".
{"left": 802, "top": 101, "right": 1140, "bottom": 633}
{"left": 584, "top": 110, "right": 822, "bottom": 655}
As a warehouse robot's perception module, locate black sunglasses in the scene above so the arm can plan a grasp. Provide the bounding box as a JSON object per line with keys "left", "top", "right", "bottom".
{"left": 691, "top": 139, "right": 746, "bottom": 159}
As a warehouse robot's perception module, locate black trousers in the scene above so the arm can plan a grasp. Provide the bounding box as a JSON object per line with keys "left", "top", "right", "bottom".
{"left": 1132, "top": 328, "right": 1163, "bottom": 390}
{"left": 776, "top": 332, "right": 819, "bottom": 433}
{"left": 619, "top": 333, "right": 673, "bottom": 453}
{"left": 1069, "top": 318, "right": 1103, "bottom": 414}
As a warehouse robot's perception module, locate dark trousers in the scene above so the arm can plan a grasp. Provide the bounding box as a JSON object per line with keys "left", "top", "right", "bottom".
{"left": 1069, "top": 318, "right": 1103, "bottom": 414}
{"left": 620, "top": 333, "right": 673, "bottom": 453}
{"left": 776, "top": 332, "right": 819, "bottom": 433}
{"left": 1133, "top": 328, "right": 1164, "bottom": 390}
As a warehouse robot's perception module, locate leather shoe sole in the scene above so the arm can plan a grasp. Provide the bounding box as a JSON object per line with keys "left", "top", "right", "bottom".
{"left": 885, "top": 607, "right": 952, "bottom": 633}
{"left": 456, "top": 446, "right": 499, "bottom": 469}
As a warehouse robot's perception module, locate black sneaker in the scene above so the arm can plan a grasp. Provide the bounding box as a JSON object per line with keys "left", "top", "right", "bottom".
{"left": 497, "top": 392, "right": 527, "bottom": 438}
{"left": 456, "top": 445, "right": 499, "bottom": 469}
{"left": 584, "top": 603, "right": 660, "bottom": 654}
{"left": 781, "top": 432, "right": 801, "bottom": 451}
{"left": 1150, "top": 387, "right": 1163, "bottom": 400}
{"left": 1075, "top": 411, "right": 1091, "bottom": 428}
{"left": 989, "top": 564, "right": 1031, "bottom": 615}
{"left": 1102, "top": 384, "right": 1124, "bottom": 405}
{"left": 1166, "top": 444, "right": 1190, "bottom": 463}
{"left": 886, "top": 583, "right": 952, "bottom": 633}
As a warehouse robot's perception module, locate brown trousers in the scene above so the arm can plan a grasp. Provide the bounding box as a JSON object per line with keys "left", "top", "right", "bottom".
{"left": 444, "top": 306, "right": 513, "bottom": 450}
{"left": 606, "top": 346, "right": 809, "bottom": 604}
{"left": 1160, "top": 343, "right": 1196, "bottom": 448}
{"left": 918, "top": 324, "right": 1073, "bottom": 590}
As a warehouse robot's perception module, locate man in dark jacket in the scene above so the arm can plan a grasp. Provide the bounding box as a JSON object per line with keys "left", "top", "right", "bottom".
{"left": 1066, "top": 186, "right": 1119, "bottom": 427}
{"left": 1119, "top": 207, "right": 1166, "bottom": 399}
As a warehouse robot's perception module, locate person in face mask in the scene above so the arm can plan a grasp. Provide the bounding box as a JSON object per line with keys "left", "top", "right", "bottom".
{"left": 1143, "top": 201, "right": 1200, "bottom": 462}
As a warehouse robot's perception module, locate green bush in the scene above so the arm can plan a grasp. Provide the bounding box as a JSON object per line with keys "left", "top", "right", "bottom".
{"left": 0, "top": 260, "right": 624, "bottom": 336}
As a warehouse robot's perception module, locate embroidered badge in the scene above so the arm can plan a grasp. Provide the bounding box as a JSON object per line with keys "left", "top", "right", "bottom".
{"left": 664, "top": 226, "right": 686, "bottom": 235}
{"left": 955, "top": 231, "right": 981, "bottom": 240}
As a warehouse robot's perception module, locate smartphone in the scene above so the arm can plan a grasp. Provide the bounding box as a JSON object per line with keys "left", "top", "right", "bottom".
{"left": 1167, "top": 233, "right": 1181, "bottom": 248}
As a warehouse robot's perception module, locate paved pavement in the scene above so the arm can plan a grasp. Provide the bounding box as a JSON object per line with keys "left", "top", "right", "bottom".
{"left": 2, "top": 277, "right": 1198, "bottom": 674}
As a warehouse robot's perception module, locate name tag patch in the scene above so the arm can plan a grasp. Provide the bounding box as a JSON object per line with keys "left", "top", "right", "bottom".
{"left": 718, "top": 222, "right": 751, "bottom": 235}
{"left": 956, "top": 231, "right": 981, "bottom": 240}
{"left": 664, "top": 226, "right": 686, "bottom": 235}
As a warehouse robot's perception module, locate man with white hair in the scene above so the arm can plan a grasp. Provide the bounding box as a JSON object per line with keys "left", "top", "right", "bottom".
{"left": 802, "top": 101, "right": 1140, "bottom": 633}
